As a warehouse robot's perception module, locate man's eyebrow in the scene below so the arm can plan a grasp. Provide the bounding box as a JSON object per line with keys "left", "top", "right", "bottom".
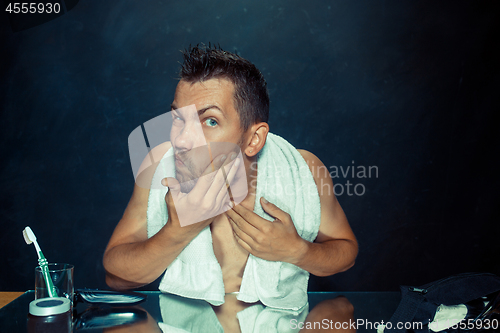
{"left": 170, "top": 103, "right": 226, "bottom": 119}
{"left": 197, "top": 105, "right": 226, "bottom": 119}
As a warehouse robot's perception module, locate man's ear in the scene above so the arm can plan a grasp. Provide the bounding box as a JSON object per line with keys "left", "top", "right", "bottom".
{"left": 245, "top": 122, "right": 269, "bottom": 157}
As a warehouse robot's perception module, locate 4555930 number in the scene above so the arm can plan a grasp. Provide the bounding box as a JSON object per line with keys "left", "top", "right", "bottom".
{"left": 6, "top": 2, "right": 61, "bottom": 14}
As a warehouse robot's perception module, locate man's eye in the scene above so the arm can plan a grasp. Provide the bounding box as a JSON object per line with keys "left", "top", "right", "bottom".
{"left": 204, "top": 118, "right": 218, "bottom": 127}
{"left": 172, "top": 113, "right": 183, "bottom": 122}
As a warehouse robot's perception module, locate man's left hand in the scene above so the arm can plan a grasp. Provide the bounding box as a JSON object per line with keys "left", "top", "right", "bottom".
{"left": 226, "top": 197, "right": 308, "bottom": 264}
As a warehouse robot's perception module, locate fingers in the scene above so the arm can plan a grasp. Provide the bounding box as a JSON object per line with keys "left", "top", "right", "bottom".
{"left": 213, "top": 156, "right": 241, "bottom": 206}
{"left": 230, "top": 199, "right": 271, "bottom": 230}
{"left": 206, "top": 153, "right": 240, "bottom": 204}
{"left": 200, "top": 153, "right": 227, "bottom": 177}
{"left": 200, "top": 147, "right": 237, "bottom": 180}
{"left": 225, "top": 211, "right": 258, "bottom": 243}
{"left": 226, "top": 208, "right": 260, "bottom": 239}
{"left": 162, "top": 177, "right": 180, "bottom": 195}
{"left": 188, "top": 152, "right": 234, "bottom": 202}
{"left": 232, "top": 226, "right": 254, "bottom": 253}
{"left": 260, "top": 197, "right": 289, "bottom": 223}
{"left": 224, "top": 153, "right": 241, "bottom": 187}
{"left": 162, "top": 178, "right": 180, "bottom": 209}
{"left": 162, "top": 177, "right": 181, "bottom": 221}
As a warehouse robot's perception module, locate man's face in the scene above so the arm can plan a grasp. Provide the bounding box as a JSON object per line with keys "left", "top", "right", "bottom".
{"left": 170, "top": 78, "right": 245, "bottom": 192}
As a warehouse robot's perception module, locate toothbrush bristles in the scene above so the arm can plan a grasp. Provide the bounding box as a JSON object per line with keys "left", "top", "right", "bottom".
{"left": 23, "top": 226, "right": 56, "bottom": 298}
{"left": 23, "top": 229, "right": 33, "bottom": 245}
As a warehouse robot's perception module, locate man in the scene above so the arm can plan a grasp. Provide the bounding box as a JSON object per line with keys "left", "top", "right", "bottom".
{"left": 103, "top": 45, "right": 358, "bottom": 332}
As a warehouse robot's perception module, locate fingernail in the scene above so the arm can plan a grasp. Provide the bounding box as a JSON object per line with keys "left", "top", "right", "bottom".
{"left": 230, "top": 152, "right": 237, "bottom": 160}
{"left": 220, "top": 155, "right": 226, "bottom": 162}
{"left": 261, "top": 197, "right": 268, "bottom": 204}
{"left": 161, "top": 179, "right": 168, "bottom": 186}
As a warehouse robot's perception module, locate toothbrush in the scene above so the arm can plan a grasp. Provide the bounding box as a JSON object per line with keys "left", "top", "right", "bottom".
{"left": 23, "top": 226, "right": 57, "bottom": 298}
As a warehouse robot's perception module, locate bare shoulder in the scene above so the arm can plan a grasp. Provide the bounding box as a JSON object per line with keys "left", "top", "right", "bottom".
{"left": 297, "top": 149, "right": 316, "bottom": 161}
{"left": 297, "top": 149, "right": 330, "bottom": 182}
{"left": 297, "top": 149, "right": 356, "bottom": 244}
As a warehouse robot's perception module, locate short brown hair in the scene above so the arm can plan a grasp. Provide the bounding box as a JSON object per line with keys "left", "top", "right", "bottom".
{"left": 179, "top": 44, "right": 269, "bottom": 131}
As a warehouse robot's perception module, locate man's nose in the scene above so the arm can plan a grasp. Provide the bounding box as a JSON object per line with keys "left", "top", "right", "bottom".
{"left": 173, "top": 119, "right": 206, "bottom": 151}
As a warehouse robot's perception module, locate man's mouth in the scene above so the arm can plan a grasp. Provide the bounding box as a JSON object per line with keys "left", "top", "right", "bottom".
{"left": 174, "top": 155, "right": 185, "bottom": 167}
{"left": 174, "top": 150, "right": 214, "bottom": 178}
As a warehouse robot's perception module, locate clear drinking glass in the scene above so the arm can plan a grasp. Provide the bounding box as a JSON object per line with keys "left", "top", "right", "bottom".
{"left": 35, "top": 263, "right": 74, "bottom": 305}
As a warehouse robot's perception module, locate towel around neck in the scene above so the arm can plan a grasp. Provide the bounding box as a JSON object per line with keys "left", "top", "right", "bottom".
{"left": 146, "top": 132, "right": 321, "bottom": 311}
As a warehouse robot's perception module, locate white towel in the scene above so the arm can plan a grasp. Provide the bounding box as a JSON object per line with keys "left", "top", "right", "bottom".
{"left": 157, "top": 293, "right": 309, "bottom": 333}
{"left": 157, "top": 293, "right": 224, "bottom": 333}
{"left": 147, "top": 133, "right": 321, "bottom": 310}
{"left": 236, "top": 302, "right": 309, "bottom": 333}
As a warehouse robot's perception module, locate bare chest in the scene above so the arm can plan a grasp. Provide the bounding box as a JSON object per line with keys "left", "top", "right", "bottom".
{"left": 211, "top": 212, "right": 250, "bottom": 293}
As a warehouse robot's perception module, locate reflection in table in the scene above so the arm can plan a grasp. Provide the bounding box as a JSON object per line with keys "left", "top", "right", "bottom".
{"left": 0, "top": 291, "right": 400, "bottom": 332}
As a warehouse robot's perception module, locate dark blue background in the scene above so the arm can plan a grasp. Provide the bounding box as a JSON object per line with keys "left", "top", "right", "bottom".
{"left": 1, "top": 0, "right": 499, "bottom": 292}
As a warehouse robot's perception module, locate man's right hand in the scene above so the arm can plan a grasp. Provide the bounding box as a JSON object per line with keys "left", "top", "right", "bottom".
{"left": 103, "top": 148, "right": 242, "bottom": 290}
{"left": 162, "top": 152, "right": 241, "bottom": 239}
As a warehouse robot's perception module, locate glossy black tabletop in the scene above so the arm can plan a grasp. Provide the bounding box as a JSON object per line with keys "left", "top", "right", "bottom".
{"left": 0, "top": 291, "right": 401, "bottom": 332}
